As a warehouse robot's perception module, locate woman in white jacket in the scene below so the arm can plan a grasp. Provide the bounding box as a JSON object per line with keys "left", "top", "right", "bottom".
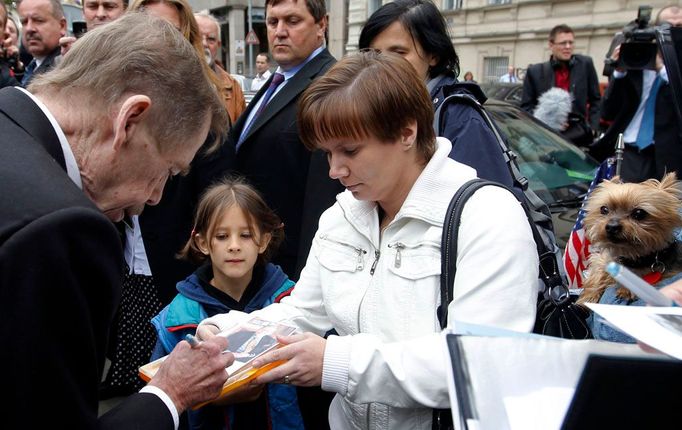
{"left": 197, "top": 50, "right": 538, "bottom": 430}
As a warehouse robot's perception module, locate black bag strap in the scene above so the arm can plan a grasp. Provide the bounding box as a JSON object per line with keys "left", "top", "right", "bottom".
{"left": 434, "top": 92, "right": 564, "bottom": 294}
{"left": 434, "top": 93, "right": 530, "bottom": 192}
{"left": 438, "top": 179, "right": 502, "bottom": 328}
{"left": 437, "top": 178, "right": 561, "bottom": 329}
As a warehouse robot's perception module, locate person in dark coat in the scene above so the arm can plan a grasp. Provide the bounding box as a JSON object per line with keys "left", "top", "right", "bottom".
{"left": 359, "top": 0, "right": 515, "bottom": 189}
{"left": 591, "top": 5, "right": 682, "bottom": 182}
{"left": 0, "top": 13, "right": 233, "bottom": 429}
{"left": 521, "top": 24, "right": 601, "bottom": 131}
{"left": 229, "top": 0, "right": 341, "bottom": 282}
{"left": 17, "top": 0, "right": 65, "bottom": 87}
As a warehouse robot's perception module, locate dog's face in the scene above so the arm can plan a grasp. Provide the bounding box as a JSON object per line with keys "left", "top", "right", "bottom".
{"left": 584, "top": 173, "right": 682, "bottom": 260}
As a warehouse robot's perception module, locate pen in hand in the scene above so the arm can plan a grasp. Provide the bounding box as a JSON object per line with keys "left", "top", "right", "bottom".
{"left": 185, "top": 333, "right": 201, "bottom": 348}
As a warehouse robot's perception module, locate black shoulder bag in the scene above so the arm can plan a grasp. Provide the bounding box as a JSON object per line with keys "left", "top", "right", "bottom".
{"left": 433, "top": 179, "right": 591, "bottom": 430}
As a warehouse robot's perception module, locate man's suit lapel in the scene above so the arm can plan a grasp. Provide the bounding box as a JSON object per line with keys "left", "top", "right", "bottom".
{"left": 34, "top": 48, "right": 60, "bottom": 76}
{"left": 240, "top": 49, "right": 334, "bottom": 144}
{"left": 0, "top": 87, "right": 65, "bottom": 170}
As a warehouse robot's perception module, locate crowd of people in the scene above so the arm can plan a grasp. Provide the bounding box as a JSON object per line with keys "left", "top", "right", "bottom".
{"left": 1, "top": 0, "right": 681, "bottom": 429}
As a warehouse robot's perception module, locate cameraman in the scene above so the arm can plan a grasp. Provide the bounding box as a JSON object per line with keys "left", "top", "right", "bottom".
{"left": 596, "top": 5, "right": 682, "bottom": 182}
{"left": 0, "top": 3, "right": 20, "bottom": 89}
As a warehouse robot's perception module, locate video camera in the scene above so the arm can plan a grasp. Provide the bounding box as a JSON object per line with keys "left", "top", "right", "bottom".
{"left": 604, "top": 5, "right": 658, "bottom": 74}
{"left": 602, "top": 5, "right": 682, "bottom": 136}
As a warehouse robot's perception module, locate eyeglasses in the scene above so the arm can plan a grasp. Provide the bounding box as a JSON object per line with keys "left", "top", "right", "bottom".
{"left": 551, "top": 40, "right": 575, "bottom": 47}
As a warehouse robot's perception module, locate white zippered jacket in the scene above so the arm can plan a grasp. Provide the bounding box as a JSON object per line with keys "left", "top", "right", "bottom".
{"left": 201, "top": 138, "right": 539, "bottom": 430}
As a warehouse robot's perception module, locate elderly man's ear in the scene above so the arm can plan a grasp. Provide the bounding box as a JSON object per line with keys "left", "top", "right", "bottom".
{"left": 112, "top": 95, "right": 152, "bottom": 151}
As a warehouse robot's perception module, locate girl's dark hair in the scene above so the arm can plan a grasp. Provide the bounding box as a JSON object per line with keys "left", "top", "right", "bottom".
{"left": 178, "top": 176, "right": 284, "bottom": 266}
{"left": 358, "top": 0, "right": 459, "bottom": 79}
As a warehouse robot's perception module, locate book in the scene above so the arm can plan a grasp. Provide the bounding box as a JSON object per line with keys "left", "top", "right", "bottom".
{"left": 139, "top": 316, "right": 298, "bottom": 407}
{"left": 587, "top": 303, "right": 682, "bottom": 360}
{"left": 442, "top": 325, "right": 658, "bottom": 430}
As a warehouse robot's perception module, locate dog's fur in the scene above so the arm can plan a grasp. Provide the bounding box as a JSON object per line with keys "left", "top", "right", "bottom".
{"left": 578, "top": 173, "right": 682, "bottom": 304}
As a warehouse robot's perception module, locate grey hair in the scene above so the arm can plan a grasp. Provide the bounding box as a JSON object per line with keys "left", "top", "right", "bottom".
{"left": 29, "top": 12, "right": 228, "bottom": 152}
{"left": 194, "top": 10, "right": 220, "bottom": 41}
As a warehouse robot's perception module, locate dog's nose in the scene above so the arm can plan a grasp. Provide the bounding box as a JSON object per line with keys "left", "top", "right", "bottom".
{"left": 605, "top": 221, "right": 622, "bottom": 235}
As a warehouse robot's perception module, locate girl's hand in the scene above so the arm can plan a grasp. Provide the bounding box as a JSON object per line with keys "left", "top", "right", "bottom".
{"left": 251, "top": 332, "right": 326, "bottom": 387}
{"left": 196, "top": 324, "right": 221, "bottom": 341}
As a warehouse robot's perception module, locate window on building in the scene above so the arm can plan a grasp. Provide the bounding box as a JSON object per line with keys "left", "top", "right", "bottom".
{"left": 443, "top": 0, "right": 463, "bottom": 9}
{"left": 368, "top": 0, "right": 382, "bottom": 15}
{"left": 488, "top": 0, "right": 511, "bottom": 5}
{"left": 483, "top": 56, "right": 509, "bottom": 82}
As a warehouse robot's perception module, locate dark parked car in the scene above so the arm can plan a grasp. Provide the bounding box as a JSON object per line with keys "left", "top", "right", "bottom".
{"left": 483, "top": 99, "right": 600, "bottom": 247}
{"left": 479, "top": 82, "right": 524, "bottom": 107}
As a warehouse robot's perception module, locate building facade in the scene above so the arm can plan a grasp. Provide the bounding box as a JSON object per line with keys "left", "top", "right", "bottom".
{"left": 347, "top": 0, "right": 682, "bottom": 83}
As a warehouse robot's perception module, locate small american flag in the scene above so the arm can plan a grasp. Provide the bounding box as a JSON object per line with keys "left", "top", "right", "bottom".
{"left": 564, "top": 158, "right": 616, "bottom": 289}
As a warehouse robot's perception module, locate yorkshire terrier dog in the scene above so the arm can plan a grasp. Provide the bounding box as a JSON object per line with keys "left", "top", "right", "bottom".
{"left": 578, "top": 172, "right": 682, "bottom": 304}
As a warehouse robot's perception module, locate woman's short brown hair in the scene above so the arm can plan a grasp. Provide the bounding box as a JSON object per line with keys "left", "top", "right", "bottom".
{"left": 298, "top": 49, "right": 436, "bottom": 163}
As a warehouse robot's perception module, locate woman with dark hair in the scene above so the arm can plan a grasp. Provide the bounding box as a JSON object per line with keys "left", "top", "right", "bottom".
{"left": 359, "top": 0, "right": 515, "bottom": 188}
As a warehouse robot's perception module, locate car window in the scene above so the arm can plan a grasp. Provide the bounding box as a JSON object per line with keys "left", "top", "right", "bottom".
{"left": 487, "top": 104, "right": 598, "bottom": 205}
{"left": 507, "top": 86, "right": 524, "bottom": 105}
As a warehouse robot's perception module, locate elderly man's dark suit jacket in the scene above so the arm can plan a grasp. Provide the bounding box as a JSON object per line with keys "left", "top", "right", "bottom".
{"left": 230, "top": 48, "right": 343, "bottom": 280}
{"left": 521, "top": 54, "right": 602, "bottom": 130}
{"left": 0, "top": 87, "right": 173, "bottom": 429}
{"left": 590, "top": 69, "right": 682, "bottom": 177}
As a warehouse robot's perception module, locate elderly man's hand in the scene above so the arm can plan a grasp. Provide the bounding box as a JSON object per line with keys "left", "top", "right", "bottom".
{"left": 196, "top": 323, "right": 221, "bottom": 341}
{"left": 149, "top": 335, "right": 234, "bottom": 412}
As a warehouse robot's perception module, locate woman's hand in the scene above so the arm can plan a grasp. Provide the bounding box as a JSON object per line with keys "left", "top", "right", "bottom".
{"left": 196, "top": 323, "right": 221, "bottom": 341}
{"left": 251, "top": 332, "right": 326, "bottom": 387}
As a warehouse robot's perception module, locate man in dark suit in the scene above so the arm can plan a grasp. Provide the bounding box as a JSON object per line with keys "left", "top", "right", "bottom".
{"left": 231, "top": 0, "right": 342, "bottom": 281}
{"left": 228, "top": 0, "right": 342, "bottom": 427}
{"left": 0, "top": 13, "right": 234, "bottom": 429}
{"left": 18, "top": 0, "right": 65, "bottom": 87}
{"left": 594, "top": 5, "right": 682, "bottom": 182}
{"left": 521, "top": 24, "right": 601, "bottom": 131}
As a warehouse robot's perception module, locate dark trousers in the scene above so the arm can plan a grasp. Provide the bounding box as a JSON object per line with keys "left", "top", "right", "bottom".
{"left": 621, "top": 145, "right": 657, "bottom": 183}
{"left": 297, "top": 387, "right": 335, "bottom": 430}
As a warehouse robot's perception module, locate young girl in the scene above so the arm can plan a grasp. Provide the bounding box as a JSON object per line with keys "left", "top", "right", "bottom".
{"left": 150, "top": 177, "right": 304, "bottom": 430}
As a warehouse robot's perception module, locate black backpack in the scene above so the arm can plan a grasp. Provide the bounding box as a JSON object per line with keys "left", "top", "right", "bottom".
{"left": 433, "top": 93, "right": 591, "bottom": 339}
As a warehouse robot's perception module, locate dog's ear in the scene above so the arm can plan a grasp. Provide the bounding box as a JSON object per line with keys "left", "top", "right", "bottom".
{"left": 609, "top": 175, "right": 623, "bottom": 184}
{"left": 657, "top": 172, "right": 682, "bottom": 198}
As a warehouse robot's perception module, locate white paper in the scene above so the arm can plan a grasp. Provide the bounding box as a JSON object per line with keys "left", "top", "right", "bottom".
{"left": 503, "top": 387, "right": 575, "bottom": 430}
{"left": 587, "top": 303, "right": 682, "bottom": 360}
{"left": 443, "top": 329, "right": 652, "bottom": 430}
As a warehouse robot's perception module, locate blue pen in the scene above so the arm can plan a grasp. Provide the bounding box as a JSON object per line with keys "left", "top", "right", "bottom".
{"left": 185, "top": 333, "right": 200, "bottom": 347}
{"left": 605, "top": 261, "right": 674, "bottom": 307}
